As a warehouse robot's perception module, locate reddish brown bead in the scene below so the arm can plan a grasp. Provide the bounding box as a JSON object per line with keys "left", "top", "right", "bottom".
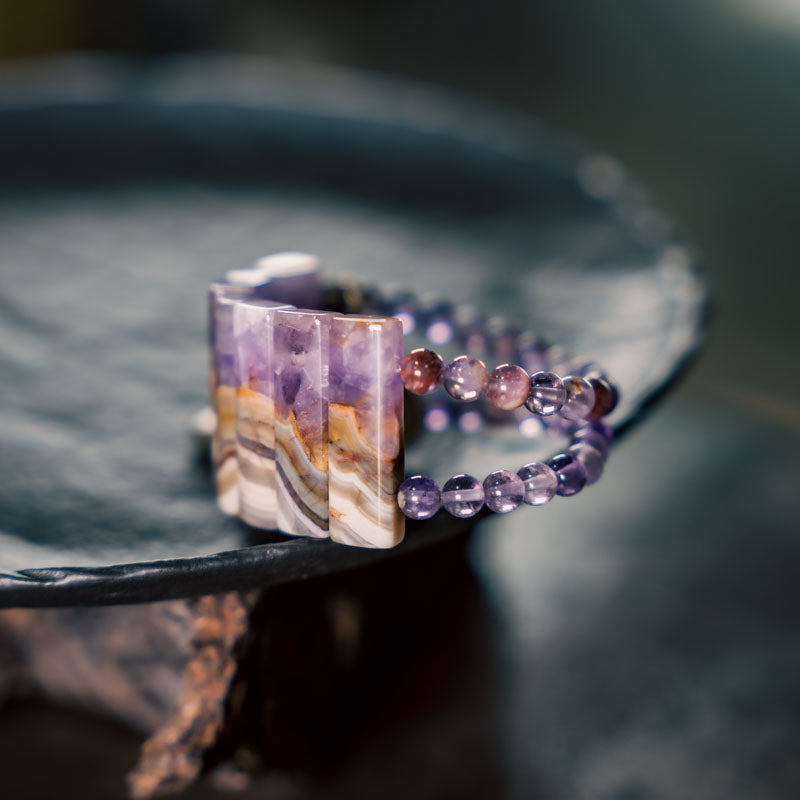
{"left": 587, "top": 377, "right": 619, "bottom": 421}
{"left": 400, "top": 348, "right": 445, "bottom": 395}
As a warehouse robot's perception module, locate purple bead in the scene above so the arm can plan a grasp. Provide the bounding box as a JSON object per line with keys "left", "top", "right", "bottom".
{"left": 571, "top": 427, "right": 609, "bottom": 459}
{"left": 397, "top": 475, "right": 441, "bottom": 520}
{"left": 560, "top": 375, "right": 596, "bottom": 421}
{"left": 567, "top": 443, "right": 605, "bottom": 486}
{"left": 525, "top": 371, "right": 566, "bottom": 416}
{"left": 596, "top": 420, "right": 615, "bottom": 445}
{"left": 486, "top": 363, "right": 530, "bottom": 410}
{"left": 517, "top": 462, "right": 558, "bottom": 506}
{"left": 548, "top": 452, "right": 588, "bottom": 497}
{"left": 578, "top": 420, "right": 615, "bottom": 447}
{"left": 441, "top": 473, "right": 485, "bottom": 518}
{"left": 443, "top": 356, "right": 489, "bottom": 402}
{"left": 483, "top": 470, "right": 524, "bottom": 513}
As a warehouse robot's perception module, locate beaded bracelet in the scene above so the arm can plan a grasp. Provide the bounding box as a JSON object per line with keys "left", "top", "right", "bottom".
{"left": 209, "top": 253, "right": 618, "bottom": 550}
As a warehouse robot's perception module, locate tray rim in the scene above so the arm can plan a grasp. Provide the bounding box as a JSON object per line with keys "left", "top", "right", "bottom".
{"left": 0, "top": 54, "right": 707, "bottom": 607}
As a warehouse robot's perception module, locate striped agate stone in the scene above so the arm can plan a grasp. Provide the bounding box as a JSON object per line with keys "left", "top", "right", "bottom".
{"left": 232, "top": 299, "right": 294, "bottom": 529}
{"left": 328, "top": 315, "right": 405, "bottom": 549}
{"left": 273, "top": 308, "right": 332, "bottom": 538}
{"left": 209, "top": 282, "right": 261, "bottom": 515}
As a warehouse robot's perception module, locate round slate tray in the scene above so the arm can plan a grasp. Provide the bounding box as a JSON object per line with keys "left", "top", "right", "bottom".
{"left": 0, "top": 55, "right": 706, "bottom": 607}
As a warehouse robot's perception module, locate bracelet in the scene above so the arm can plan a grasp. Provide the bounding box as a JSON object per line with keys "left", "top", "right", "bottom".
{"left": 209, "top": 253, "right": 618, "bottom": 549}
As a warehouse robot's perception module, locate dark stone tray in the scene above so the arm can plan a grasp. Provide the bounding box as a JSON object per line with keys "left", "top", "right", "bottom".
{"left": 0, "top": 55, "right": 706, "bottom": 607}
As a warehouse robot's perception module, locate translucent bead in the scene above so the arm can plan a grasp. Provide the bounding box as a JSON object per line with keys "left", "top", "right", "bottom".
{"left": 443, "top": 356, "right": 489, "bottom": 402}
{"left": 548, "top": 452, "right": 588, "bottom": 497}
{"left": 525, "top": 371, "right": 566, "bottom": 416}
{"left": 576, "top": 420, "right": 614, "bottom": 448}
{"left": 587, "top": 376, "right": 619, "bottom": 421}
{"left": 441, "top": 473, "right": 485, "bottom": 517}
{"left": 567, "top": 443, "right": 605, "bottom": 486}
{"left": 486, "top": 364, "right": 530, "bottom": 410}
{"left": 397, "top": 475, "right": 441, "bottom": 520}
{"left": 571, "top": 427, "right": 609, "bottom": 459}
{"left": 400, "top": 348, "right": 445, "bottom": 395}
{"left": 517, "top": 462, "right": 558, "bottom": 506}
{"left": 483, "top": 470, "right": 524, "bottom": 513}
{"left": 560, "top": 375, "right": 596, "bottom": 421}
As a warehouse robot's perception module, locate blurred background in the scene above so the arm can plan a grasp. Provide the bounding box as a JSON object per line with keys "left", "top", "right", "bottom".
{"left": 0, "top": 2, "right": 799, "bottom": 799}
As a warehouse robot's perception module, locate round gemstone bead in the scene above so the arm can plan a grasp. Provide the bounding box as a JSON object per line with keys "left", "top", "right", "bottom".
{"left": 486, "top": 363, "right": 530, "bottom": 410}
{"left": 443, "top": 356, "right": 489, "bottom": 402}
{"left": 483, "top": 470, "right": 525, "bottom": 513}
{"left": 548, "top": 452, "right": 588, "bottom": 497}
{"left": 441, "top": 473, "right": 485, "bottom": 517}
{"left": 400, "top": 348, "right": 446, "bottom": 395}
{"left": 397, "top": 475, "right": 441, "bottom": 520}
{"left": 577, "top": 420, "right": 615, "bottom": 447}
{"left": 525, "top": 371, "right": 566, "bottom": 416}
{"left": 587, "top": 376, "right": 619, "bottom": 421}
{"left": 567, "top": 443, "right": 605, "bottom": 486}
{"left": 517, "top": 462, "right": 558, "bottom": 506}
{"left": 571, "top": 427, "right": 609, "bottom": 459}
{"left": 560, "top": 375, "right": 596, "bottom": 421}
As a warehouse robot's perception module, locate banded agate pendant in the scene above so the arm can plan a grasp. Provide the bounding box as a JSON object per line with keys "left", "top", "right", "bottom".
{"left": 232, "top": 299, "right": 294, "bottom": 529}
{"left": 328, "top": 315, "right": 405, "bottom": 549}
{"left": 209, "top": 283, "right": 259, "bottom": 515}
{"left": 272, "top": 308, "right": 332, "bottom": 538}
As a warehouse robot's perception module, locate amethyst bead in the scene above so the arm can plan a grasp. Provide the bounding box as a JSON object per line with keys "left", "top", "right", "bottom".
{"left": 567, "top": 443, "right": 605, "bottom": 486}
{"left": 483, "top": 470, "right": 525, "bottom": 513}
{"left": 400, "top": 348, "right": 445, "bottom": 395}
{"left": 577, "top": 421, "right": 615, "bottom": 448}
{"left": 548, "top": 452, "right": 588, "bottom": 497}
{"left": 443, "top": 356, "right": 489, "bottom": 402}
{"left": 486, "top": 364, "right": 530, "bottom": 410}
{"left": 441, "top": 474, "right": 485, "bottom": 517}
{"left": 397, "top": 475, "right": 441, "bottom": 520}
{"left": 560, "top": 375, "right": 596, "bottom": 421}
{"left": 571, "top": 426, "right": 609, "bottom": 459}
{"left": 525, "top": 371, "right": 566, "bottom": 416}
{"left": 517, "top": 462, "right": 558, "bottom": 506}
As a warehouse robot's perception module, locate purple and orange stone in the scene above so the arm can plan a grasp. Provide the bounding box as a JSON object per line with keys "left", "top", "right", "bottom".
{"left": 486, "top": 363, "right": 530, "bottom": 410}
{"left": 400, "top": 348, "right": 446, "bottom": 395}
